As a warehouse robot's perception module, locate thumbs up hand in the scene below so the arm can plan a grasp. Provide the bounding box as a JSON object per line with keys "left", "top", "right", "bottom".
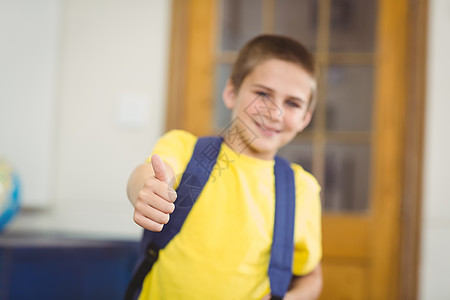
{"left": 132, "top": 154, "right": 177, "bottom": 232}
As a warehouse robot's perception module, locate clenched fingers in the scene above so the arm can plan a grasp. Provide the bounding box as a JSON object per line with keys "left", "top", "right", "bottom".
{"left": 133, "top": 176, "right": 177, "bottom": 232}
{"left": 142, "top": 177, "right": 177, "bottom": 204}
{"left": 133, "top": 211, "right": 165, "bottom": 232}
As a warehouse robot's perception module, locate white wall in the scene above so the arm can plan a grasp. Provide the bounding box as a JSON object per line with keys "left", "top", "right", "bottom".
{"left": 0, "top": 0, "right": 61, "bottom": 207}
{"left": 420, "top": 0, "right": 450, "bottom": 299}
{"left": 3, "top": 0, "right": 172, "bottom": 239}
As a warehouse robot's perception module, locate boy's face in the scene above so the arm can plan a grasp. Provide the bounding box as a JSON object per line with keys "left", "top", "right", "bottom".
{"left": 223, "top": 58, "right": 313, "bottom": 160}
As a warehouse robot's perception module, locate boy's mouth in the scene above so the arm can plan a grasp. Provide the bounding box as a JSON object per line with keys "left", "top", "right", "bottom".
{"left": 254, "top": 120, "right": 280, "bottom": 137}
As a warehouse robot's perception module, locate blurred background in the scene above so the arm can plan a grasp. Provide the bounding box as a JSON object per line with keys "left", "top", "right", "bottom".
{"left": 0, "top": 0, "right": 448, "bottom": 299}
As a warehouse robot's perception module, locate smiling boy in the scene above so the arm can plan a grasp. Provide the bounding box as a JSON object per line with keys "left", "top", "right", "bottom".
{"left": 127, "top": 35, "right": 323, "bottom": 300}
{"left": 222, "top": 58, "right": 313, "bottom": 160}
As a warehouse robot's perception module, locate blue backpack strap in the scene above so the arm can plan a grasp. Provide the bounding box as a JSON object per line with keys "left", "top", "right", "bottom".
{"left": 124, "top": 136, "right": 223, "bottom": 300}
{"left": 269, "top": 156, "right": 296, "bottom": 299}
{"left": 153, "top": 136, "right": 223, "bottom": 248}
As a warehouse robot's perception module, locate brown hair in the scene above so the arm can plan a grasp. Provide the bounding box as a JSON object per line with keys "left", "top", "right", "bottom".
{"left": 230, "top": 34, "right": 318, "bottom": 111}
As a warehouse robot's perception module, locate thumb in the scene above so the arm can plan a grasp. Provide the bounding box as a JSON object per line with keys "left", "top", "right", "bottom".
{"left": 151, "top": 154, "right": 170, "bottom": 184}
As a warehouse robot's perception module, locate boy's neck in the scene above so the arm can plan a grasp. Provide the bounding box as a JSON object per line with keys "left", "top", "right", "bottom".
{"left": 221, "top": 134, "right": 276, "bottom": 161}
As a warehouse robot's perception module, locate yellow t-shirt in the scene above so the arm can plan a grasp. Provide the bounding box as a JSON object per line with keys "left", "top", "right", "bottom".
{"left": 139, "top": 130, "right": 322, "bottom": 300}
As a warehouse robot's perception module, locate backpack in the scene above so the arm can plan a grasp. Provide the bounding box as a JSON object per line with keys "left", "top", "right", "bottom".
{"left": 124, "top": 136, "right": 295, "bottom": 300}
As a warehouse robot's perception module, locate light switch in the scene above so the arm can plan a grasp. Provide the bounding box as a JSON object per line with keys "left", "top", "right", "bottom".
{"left": 116, "top": 92, "right": 150, "bottom": 129}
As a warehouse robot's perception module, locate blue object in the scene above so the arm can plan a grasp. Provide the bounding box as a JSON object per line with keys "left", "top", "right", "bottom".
{"left": 0, "top": 159, "right": 21, "bottom": 231}
{"left": 125, "top": 136, "right": 296, "bottom": 300}
{"left": 0, "top": 236, "right": 138, "bottom": 300}
{"left": 270, "top": 156, "right": 296, "bottom": 299}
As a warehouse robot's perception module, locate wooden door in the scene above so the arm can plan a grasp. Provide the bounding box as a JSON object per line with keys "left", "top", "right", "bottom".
{"left": 165, "top": 0, "right": 427, "bottom": 299}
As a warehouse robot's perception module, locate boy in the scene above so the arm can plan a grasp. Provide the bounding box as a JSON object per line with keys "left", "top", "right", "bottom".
{"left": 127, "top": 35, "right": 322, "bottom": 300}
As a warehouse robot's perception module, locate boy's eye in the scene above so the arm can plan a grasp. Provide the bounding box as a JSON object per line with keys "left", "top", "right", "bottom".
{"left": 255, "top": 90, "right": 270, "bottom": 98}
{"left": 286, "top": 100, "right": 301, "bottom": 108}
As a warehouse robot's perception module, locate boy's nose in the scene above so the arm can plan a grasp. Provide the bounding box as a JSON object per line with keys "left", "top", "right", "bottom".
{"left": 269, "top": 107, "right": 283, "bottom": 122}
{"left": 257, "top": 98, "right": 283, "bottom": 122}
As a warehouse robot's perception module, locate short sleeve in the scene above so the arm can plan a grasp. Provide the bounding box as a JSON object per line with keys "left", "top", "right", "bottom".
{"left": 291, "top": 164, "right": 322, "bottom": 275}
{"left": 146, "top": 130, "right": 197, "bottom": 184}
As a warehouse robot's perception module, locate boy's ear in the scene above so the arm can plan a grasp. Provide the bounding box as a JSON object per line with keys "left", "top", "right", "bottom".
{"left": 298, "top": 110, "right": 313, "bottom": 132}
{"left": 222, "top": 79, "right": 237, "bottom": 109}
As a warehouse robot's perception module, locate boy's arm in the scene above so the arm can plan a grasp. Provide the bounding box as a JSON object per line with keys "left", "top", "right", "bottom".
{"left": 127, "top": 155, "right": 177, "bottom": 232}
{"left": 261, "top": 263, "right": 323, "bottom": 300}
{"left": 284, "top": 263, "right": 323, "bottom": 300}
